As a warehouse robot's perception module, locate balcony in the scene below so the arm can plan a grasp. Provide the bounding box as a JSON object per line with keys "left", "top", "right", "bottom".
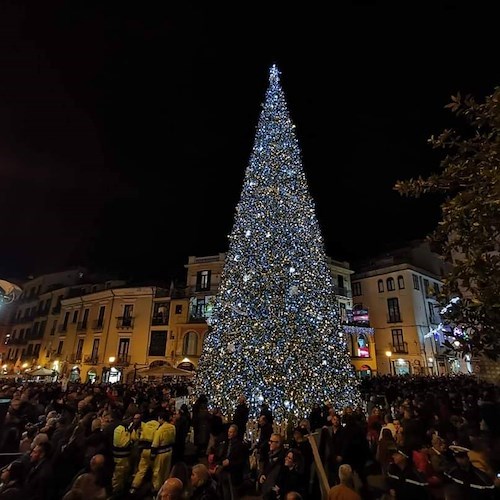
{"left": 77, "top": 322, "right": 88, "bottom": 332}
{"left": 5, "top": 337, "right": 27, "bottom": 346}
{"left": 391, "top": 342, "right": 408, "bottom": 354}
{"left": 83, "top": 354, "right": 101, "bottom": 365}
{"left": 92, "top": 320, "right": 105, "bottom": 332}
{"left": 114, "top": 355, "right": 131, "bottom": 366}
{"left": 151, "top": 315, "right": 168, "bottom": 326}
{"left": 333, "top": 285, "right": 352, "bottom": 298}
{"left": 67, "top": 353, "right": 83, "bottom": 364}
{"left": 116, "top": 317, "right": 134, "bottom": 329}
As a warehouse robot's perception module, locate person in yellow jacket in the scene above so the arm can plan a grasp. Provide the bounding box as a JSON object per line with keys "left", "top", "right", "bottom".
{"left": 151, "top": 410, "right": 176, "bottom": 494}
{"left": 129, "top": 415, "right": 160, "bottom": 493}
{"left": 111, "top": 419, "right": 132, "bottom": 495}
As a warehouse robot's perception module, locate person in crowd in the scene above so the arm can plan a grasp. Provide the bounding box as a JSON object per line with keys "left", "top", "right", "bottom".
{"left": 232, "top": 395, "right": 250, "bottom": 440}
{"left": 173, "top": 404, "right": 192, "bottom": 464}
{"left": 274, "top": 448, "right": 306, "bottom": 500}
{"left": 290, "top": 426, "right": 313, "bottom": 492}
{"left": 0, "top": 460, "right": 25, "bottom": 499}
{"left": 328, "top": 463, "right": 361, "bottom": 500}
{"left": 22, "top": 441, "right": 54, "bottom": 500}
{"left": 192, "top": 395, "right": 211, "bottom": 458}
{"left": 190, "top": 463, "right": 219, "bottom": 500}
{"left": 151, "top": 410, "right": 176, "bottom": 495}
{"left": 129, "top": 414, "right": 159, "bottom": 494}
{"left": 65, "top": 453, "right": 107, "bottom": 500}
{"left": 444, "top": 445, "right": 495, "bottom": 499}
{"left": 387, "top": 446, "right": 431, "bottom": 500}
{"left": 319, "top": 414, "right": 345, "bottom": 487}
{"left": 169, "top": 461, "right": 191, "bottom": 499}
{"left": 259, "top": 433, "right": 286, "bottom": 500}
{"left": 157, "top": 477, "right": 184, "bottom": 500}
{"left": 256, "top": 414, "right": 274, "bottom": 475}
{"left": 214, "top": 423, "right": 248, "bottom": 499}
{"left": 376, "top": 428, "right": 396, "bottom": 476}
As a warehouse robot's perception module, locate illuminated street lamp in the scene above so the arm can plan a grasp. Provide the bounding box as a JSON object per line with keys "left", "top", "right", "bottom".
{"left": 385, "top": 350, "right": 393, "bottom": 375}
{"left": 108, "top": 356, "right": 116, "bottom": 364}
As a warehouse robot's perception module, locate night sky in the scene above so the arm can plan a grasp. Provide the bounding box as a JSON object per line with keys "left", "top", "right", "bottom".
{"left": 0, "top": 3, "right": 498, "bottom": 284}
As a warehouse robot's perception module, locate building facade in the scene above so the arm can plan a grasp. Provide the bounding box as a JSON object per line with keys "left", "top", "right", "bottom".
{"left": 351, "top": 241, "right": 459, "bottom": 376}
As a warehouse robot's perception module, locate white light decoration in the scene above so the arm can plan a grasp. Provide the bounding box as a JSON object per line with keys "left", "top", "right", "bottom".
{"left": 194, "top": 64, "right": 360, "bottom": 422}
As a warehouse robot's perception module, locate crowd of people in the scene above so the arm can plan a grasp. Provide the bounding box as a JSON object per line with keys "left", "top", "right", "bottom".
{"left": 0, "top": 374, "right": 498, "bottom": 500}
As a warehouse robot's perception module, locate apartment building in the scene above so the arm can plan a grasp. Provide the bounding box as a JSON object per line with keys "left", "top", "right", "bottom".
{"left": 181, "top": 254, "right": 377, "bottom": 377}
{"left": 351, "top": 241, "right": 458, "bottom": 376}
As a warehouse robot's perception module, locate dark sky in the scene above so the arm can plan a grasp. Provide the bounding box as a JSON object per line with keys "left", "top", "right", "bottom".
{"left": 0, "top": 2, "right": 498, "bottom": 284}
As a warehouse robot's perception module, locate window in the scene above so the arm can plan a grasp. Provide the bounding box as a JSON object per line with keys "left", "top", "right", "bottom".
{"left": 63, "top": 312, "right": 70, "bottom": 329}
{"left": 72, "top": 311, "right": 79, "bottom": 323}
{"left": 423, "top": 279, "right": 430, "bottom": 298}
{"left": 196, "top": 270, "right": 211, "bottom": 291}
{"left": 412, "top": 274, "right": 419, "bottom": 290}
{"left": 352, "top": 282, "right": 362, "bottom": 297}
{"left": 397, "top": 276, "right": 405, "bottom": 289}
{"left": 391, "top": 329, "right": 407, "bottom": 353}
{"left": 357, "top": 334, "right": 370, "bottom": 358}
{"left": 149, "top": 331, "right": 167, "bottom": 357}
{"left": 428, "top": 302, "right": 438, "bottom": 324}
{"left": 33, "top": 344, "right": 41, "bottom": 356}
{"left": 153, "top": 302, "right": 169, "bottom": 324}
{"left": 175, "top": 305, "right": 183, "bottom": 314}
{"left": 378, "top": 280, "right": 384, "bottom": 293}
{"left": 82, "top": 309, "right": 89, "bottom": 328}
{"left": 76, "top": 339, "right": 84, "bottom": 360}
{"left": 57, "top": 341, "right": 64, "bottom": 355}
{"left": 91, "top": 339, "right": 100, "bottom": 360}
{"left": 97, "top": 306, "right": 105, "bottom": 327}
{"left": 387, "top": 278, "right": 395, "bottom": 291}
{"left": 118, "top": 339, "right": 130, "bottom": 360}
{"left": 122, "top": 305, "right": 133, "bottom": 327}
{"left": 338, "top": 303, "right": 347, "bottom": 324}
{"left": 183, "top": 332, "right": 198, "bottom": 356}
{"left": 387, "top": 298, "right": 401, "bottom": 322}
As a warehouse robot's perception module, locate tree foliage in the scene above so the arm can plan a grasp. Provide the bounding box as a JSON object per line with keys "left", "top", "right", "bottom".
{"left": 394, "top": 88, "right": 500, "bottom": 359}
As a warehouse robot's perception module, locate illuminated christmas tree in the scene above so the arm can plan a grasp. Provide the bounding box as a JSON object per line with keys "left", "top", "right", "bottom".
{"left": 194, "top": 64, "right": 361, "bottom": 422}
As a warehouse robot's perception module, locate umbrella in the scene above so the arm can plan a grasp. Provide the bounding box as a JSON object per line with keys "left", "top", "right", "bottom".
{"left": 27, "top": 367, "right": 54, "bottom": 377}
{"left": 138, "top": 365, "right": 193, "bottom": 377}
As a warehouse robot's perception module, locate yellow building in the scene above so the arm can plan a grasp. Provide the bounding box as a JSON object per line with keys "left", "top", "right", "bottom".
{"left": 351, "top": 242, "right": 453, "bottom": 376}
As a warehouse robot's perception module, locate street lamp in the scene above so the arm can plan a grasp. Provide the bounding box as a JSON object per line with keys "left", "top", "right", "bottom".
{"left": 385, "top": 350, "right": 393, "bottom": 375}
{"left": 108, "top": 356, "right": 116, "bottom": 364}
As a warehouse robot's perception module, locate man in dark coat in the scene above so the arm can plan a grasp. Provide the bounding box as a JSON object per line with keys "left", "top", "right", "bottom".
{"left": 232, "top": 395, "right": 250, "bottom": 440}
{"left": 215, "top": 424, "right": 249, "bottom": 499}
{"left": 22, "top": 441, "right": 54, "bottom": 500}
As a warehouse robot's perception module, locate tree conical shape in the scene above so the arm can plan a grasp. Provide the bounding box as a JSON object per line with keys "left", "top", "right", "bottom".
{"left": 194, "top": 64, "right": 361, "bottom": 422}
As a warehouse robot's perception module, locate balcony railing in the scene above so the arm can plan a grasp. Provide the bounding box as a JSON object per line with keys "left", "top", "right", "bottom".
{"left": 114, "top": 355, "right": 131, "bottom": 366}
{"left": 391, "top": 342, "right": 408, "bottom": 354}
{"left": 116, "top": 317, "right": 134, "bottom": 329}
{"left": 151, "top": 315, "right": 168, "bottom": 325}
{"left": 5, "top": 337, "right": 27, "bottom": 346}
{"left": 333, "top": 285, "right": 352, "bottom": 298}
{"left": 83, "top": 354, "right": 101, "bottom": 365}
{"left": 67, "top": 353, "right": 83, "bottom": 364}
{"left": 77, "top": 322, "right": 88, "bottom": 332}
{"left": 92, "top": 320, "right": 105, "bottom": 331}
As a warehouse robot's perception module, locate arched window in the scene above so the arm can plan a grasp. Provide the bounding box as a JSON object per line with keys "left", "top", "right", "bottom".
{"left": 183, "top": 331, "right": 198, "bottom": 356}
{"left": 378, "top": 280, "right": 384, "bottom": 293}
{"left": 397, "top": 275, "right": 405, "bottom": 289}
{"left": 387, "top": 278, "right": 395, "bottom": 291}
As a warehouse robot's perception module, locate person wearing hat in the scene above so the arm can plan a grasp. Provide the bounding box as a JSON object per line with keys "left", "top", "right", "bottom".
{"left": 386, "top": 446, "right": 431, "bottom": 499}
{"left": 443, "top": 445, "right": 495, "bottom": 499}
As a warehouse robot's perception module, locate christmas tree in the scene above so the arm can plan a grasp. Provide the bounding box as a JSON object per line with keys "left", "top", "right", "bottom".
{"left": 194, "top": 64, "right": 361, "bottom": 422}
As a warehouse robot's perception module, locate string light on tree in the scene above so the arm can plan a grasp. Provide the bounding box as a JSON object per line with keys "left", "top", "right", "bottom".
{"left": 194, "top": 64, "right": 361, "bottom": 422}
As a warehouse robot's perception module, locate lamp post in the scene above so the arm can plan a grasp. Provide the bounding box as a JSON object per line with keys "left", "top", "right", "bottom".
{"left": 385, "top": 350, "right": 393, "bottom": 376}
